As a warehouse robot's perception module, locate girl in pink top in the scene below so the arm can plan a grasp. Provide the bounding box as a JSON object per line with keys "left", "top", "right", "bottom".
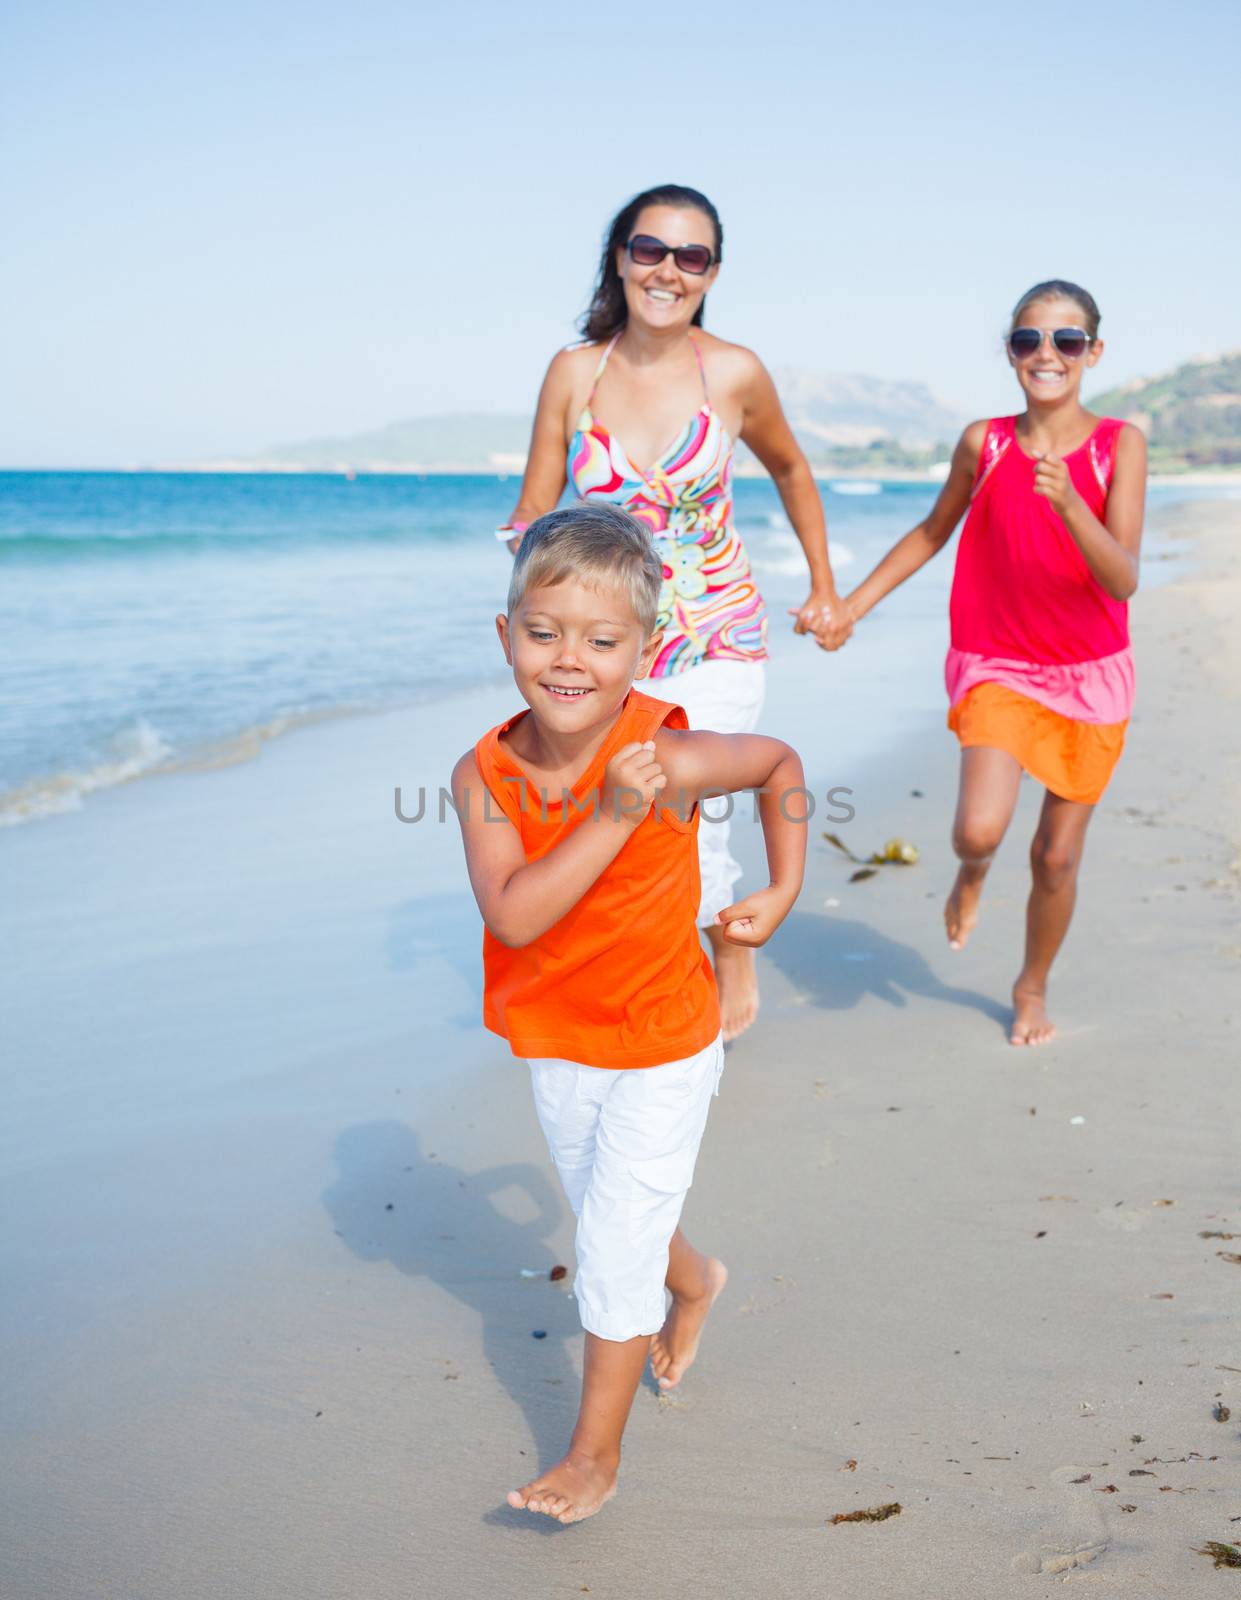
{"left": 845, "top": 281, "right": 1147, "bottom": 1046}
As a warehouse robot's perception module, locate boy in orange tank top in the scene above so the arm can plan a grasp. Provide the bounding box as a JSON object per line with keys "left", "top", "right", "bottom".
{"left": 452, "top": 504, "right": 808, "bottom": 1525}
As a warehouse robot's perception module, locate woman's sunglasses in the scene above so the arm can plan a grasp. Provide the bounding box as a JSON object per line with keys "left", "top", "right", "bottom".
{"left": 626, "top": 234, "right": 714, "bottom": 275}
{"left": 1008, "top": 327, "right": 1094, "bottom": 360}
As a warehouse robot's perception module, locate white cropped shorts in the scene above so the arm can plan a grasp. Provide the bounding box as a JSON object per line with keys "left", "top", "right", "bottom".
{"left": 639, "top": 659, "right": 766, "bottom": 928}
{"left": 528, "top": 1034, "right": 725, "bottom": 1341}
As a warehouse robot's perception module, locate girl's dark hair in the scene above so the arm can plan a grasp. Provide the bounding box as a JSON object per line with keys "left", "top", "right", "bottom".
{"left": 1011, "top": 279, "right": 1102, "bottom": 340}
{"left": 579, "top": 184, "right": 723, "bottom": 343}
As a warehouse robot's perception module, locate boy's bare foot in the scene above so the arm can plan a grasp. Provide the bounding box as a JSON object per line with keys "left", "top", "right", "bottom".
{"left": 1010, "top": 983, "right": 1055, "bottom": 1046}
{"left": 713, "top": 944, "right": 758, "bottom": 1040}
{"left": 944, "top": 865, "right": 987, "bottom": 950}
{"left": 650, "top": 1257, "right": 728, "bottom": 1389}
{"left": 506, "top": 1450, "right": 618, "bottom": 1524}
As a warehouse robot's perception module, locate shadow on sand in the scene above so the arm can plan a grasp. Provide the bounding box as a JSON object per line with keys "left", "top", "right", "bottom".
{"left": 765, "top": 909, "right": 1010, "bottom": 1029}
{"left": 324, "top": 1120, "right": 582, "bottom": 1533}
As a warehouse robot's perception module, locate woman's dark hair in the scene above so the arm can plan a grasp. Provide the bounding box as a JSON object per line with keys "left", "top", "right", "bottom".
{"left": 1011, "top": 279, "right": 1102, "bottom": 340}
{"left": 580, "top": 184, "right": 723, "bottom": 343}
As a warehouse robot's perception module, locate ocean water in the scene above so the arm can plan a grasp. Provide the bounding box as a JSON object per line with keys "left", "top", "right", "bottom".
{"left": 0, "top": 471, "right": 1186, "bottom": 825}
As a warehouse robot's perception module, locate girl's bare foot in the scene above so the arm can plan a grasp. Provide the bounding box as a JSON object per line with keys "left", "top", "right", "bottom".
{"left": 650, "top": 1257, "right": 728, "bottom": 1390}
{"left": 944, "top": 864, "right": 987, "bottom": 949}
{"left": 713, "top": 943, "right": 758, "bottom": 1040}
{"left": 506, "top": 1450, "right": 619, "bottom": 1524}
{"left": 1010, "top": 983, "right": 1055, "bottom": 1046}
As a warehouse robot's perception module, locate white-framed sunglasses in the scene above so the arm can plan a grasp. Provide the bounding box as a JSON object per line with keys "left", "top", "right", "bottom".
{"left": 1007, "top": 326, "right": 1095, "bottom": 360}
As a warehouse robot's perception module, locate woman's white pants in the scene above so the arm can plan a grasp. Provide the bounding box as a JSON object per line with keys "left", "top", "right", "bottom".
{"left": 639, "top": 659, "right": 766, "bottom": 928}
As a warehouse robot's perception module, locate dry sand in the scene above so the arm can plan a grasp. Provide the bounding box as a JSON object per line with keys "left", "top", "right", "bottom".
{"left": 2, "top": 497, "right": 1238, "bottom": 1598}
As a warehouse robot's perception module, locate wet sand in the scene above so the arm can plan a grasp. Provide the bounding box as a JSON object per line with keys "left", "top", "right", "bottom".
{"left": 2, "top": 497, "right": 1238, "bottom": 1597}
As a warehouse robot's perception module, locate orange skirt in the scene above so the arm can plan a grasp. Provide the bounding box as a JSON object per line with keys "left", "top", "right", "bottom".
{"left": 948, "top": 681, "right": 1126, "bottom": 805}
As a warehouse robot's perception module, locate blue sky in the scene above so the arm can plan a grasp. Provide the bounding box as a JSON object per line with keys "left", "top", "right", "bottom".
{"left": 3, "top": 0, "right": 1238, "bottom": 465}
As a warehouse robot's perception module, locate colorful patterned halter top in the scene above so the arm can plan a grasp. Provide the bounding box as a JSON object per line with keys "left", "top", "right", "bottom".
{"left": 567, "top": 332, "right": 768, "bottom": 677}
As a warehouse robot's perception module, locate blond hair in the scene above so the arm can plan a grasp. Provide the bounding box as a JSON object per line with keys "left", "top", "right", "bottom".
{"left": 508, "top": 503, "right": 662, "bottom": 635}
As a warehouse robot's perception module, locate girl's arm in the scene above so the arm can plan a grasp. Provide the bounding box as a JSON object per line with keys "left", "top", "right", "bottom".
{"left": 734, "top": 352, "right": 851, "bottom": 651}
{"left": 451, "top": 740, "right": 665, "bottom": 947}
{"left": 500, "top": 351, "right": 577, "bottom": 553}
{"left": 1034, "top": 424, "right": 1146, "bottom": 600}
{"left": 845, "top": 422, "right": 984, "bottom": 622}
{"left": 655, "top": 729, "right": 807, "bottom": 945}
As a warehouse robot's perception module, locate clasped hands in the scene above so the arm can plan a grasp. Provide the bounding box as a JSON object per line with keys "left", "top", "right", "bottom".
{"left": 788, "top": 588, "right": 853, "bottom": 652}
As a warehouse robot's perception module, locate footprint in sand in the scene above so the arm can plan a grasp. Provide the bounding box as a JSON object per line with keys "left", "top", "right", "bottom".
{"left": 1094, "top": 1205, "right": 1150, "bottom": 1233}
{"left": 1012, "top": 1540, "right": 1109, "bottom": 1575}
{"left": 1013, "top": 1467, "right": 1118, "bottom": 1576}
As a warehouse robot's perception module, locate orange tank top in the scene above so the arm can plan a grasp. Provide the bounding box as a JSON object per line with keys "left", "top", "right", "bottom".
{"left": 473, "top": 688, "right": 720, "bottom": 1069}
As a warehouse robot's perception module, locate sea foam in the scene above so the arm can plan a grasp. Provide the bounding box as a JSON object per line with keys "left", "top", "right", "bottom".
{"left": 0, "top": 719, "right": 172, "bottom": 827}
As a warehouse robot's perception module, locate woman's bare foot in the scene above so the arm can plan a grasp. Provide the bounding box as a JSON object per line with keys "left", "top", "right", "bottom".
{"left": 1010, "top": 983, "right": 1055, "bottom": 1046}
{"left": 712, "top": 942, "right": 759, "bottom": 1040}
{"left": 944, "top": 864, "right": 987, "bottom": 950}
{"left": 650, "top": 1257, "right": 728, "bottom": 1390}
{"left": 506, "top": 1450, "right": 619, "bottom": 1524}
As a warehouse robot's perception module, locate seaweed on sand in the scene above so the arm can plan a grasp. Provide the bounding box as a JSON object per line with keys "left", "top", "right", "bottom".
{"left": 1196, "top": 1542, "right": 1241, "bottom": 1569}
{"left": 829, "top": 1503, "right": 902, "bottom": 1525}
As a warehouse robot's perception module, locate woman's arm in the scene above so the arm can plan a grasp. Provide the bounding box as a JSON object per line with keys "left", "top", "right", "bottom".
{"left": 501, "top": 350, "right": 577, "bottom": 554}
{"left": 734, "top": 352, "right": 851, "bottom": 651}
{"left": 1034, "top": 424, "right": 1146, "bottom": 600}
{"left": 845, "top": 422, "right": 984, "bottom": 622}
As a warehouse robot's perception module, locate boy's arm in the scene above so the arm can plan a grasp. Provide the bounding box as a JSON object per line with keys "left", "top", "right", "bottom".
{"left": 450, "top": 743, "right": 664, "bottom": 948}
{"left": 845, "top": 421, "right": 983, "bottom": 622}
{"left": 655, "top": 729, "right": 807, "bottom": 946}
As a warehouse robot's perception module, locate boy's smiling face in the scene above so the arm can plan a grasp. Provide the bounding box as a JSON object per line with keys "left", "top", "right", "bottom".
{"left": 497, "top": 576, "right": 661, "bottom": 734}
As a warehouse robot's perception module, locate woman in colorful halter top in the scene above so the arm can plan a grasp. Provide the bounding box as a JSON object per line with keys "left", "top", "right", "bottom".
{"left": 843, "top": 280, "right": 1147, "bottom": 1049}
{"left": 500, "top": 183, "right": 851, "bottom": 1041}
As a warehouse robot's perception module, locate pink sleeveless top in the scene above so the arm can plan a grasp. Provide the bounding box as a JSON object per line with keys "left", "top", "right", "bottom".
{"left": 946, "top": 416, "right": 1134, "bottom": 725}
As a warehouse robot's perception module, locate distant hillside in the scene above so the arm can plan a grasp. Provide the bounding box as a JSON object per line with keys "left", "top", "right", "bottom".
{"left": 1089, "top": 351, "right": 1241, "bottom": 469}
{"left": 215, "top": 369, "right": 967, "bottom": 474}
{"left": 241, "top": 413, "right": 534, "bottom": 474}
{"left": 765, "top": 369, "right": 965, "bottom": 462}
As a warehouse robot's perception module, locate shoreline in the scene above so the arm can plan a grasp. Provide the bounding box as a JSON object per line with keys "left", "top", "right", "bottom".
{"left": 3, "top": 498, "right": 1239, "bottom": 1597}
{"left": 0, "top": 487, "right": 1222, "bottom": 831}
{"left": 5, "top": 463, "right": 1241, "bottom": 486}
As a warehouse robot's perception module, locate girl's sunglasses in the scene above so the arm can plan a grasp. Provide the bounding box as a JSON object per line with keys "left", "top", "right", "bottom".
{"left": 626, "top": 234, "right": 714, "bottom": 275}
{"left": 1008, "top": 326, "right": 1094, "bottom": 360}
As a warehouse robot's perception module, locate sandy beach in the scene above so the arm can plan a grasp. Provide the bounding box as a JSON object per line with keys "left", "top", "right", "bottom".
{"left": 2, "top": 494, "right": 1238, "bottom": 1598}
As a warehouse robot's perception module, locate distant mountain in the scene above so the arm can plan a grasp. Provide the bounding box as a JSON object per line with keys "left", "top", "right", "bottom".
{"left": 210, "top": 369, "right": 968, "bottom": 474}
{"left": 1089, "top": 351, "right": 1241, "bottom": 469}
{"left": 765, "top": 369, "right": 966, "bottom": 456}
{"left": 234, "top": 413, "right": 535, "bottom": 474}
